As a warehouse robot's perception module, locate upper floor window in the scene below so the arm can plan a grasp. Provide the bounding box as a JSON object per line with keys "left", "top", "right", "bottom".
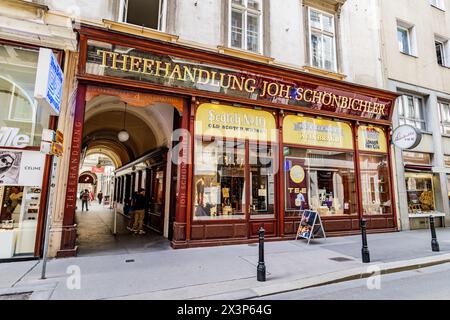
{"left": 439, "top": 101, "right": 450, "bottom": 135}
{"left": 308, "top": 8, "right": 336, "bottom": 72}
{"left": 397, "top": 22, "right": 416, "bottom": 55}
{"left": 119, "top": 0, "right": 166, "bottom": 31}
{"left": 398, "top": 94, "right": 426, "bottom": 131}
{"left": 430, "top": 0, "right": 445, "bottom": 10}
{"left": 435, "top": 38, "right": 449, "bottom": 67}
{"left": 229, "top": 0, "right": 263, "bottom": 54}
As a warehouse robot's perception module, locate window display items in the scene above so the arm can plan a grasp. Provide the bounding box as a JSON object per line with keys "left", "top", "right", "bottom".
{"left": 0, "top": 186, "right": 41, "bottom": 258}
{"left": 406, "top": 174, "right": 435, "bottom": 213}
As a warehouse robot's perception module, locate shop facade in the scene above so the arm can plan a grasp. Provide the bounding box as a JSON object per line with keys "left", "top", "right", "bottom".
{"left": 0, "top": 40, "right": 59, "bottom": 260}
{"left": 60, "top": 23, "right": 399, "bottom": 252}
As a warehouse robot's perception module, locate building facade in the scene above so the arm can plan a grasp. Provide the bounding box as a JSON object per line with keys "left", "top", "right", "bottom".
{"left": 3, "top": 0, "right": 448, "bottom": 259}
{"left": 379, "top": 0, "right": 450, "bottom": 230}
{"left": 0, "top": 0, "right": 76, "bottom": 260}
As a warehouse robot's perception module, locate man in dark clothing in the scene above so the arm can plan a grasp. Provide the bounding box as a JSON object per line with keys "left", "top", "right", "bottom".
{"left": 97, "top": 191, "right": 103, "bottom": 204}
{"left": 81, "top": 189, "right": 89, "bottom": 212}
{"left": 131, "top": 188, "right": 146, "bottom": 234}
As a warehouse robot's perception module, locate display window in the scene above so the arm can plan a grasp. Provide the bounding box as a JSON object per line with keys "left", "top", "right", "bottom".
{"left": 193, "top": 137, "right": 246, "bottom": 220}
{"left": 405, "top": 173, "right": 436, "bottom": 214}
{"left": 283, "top": 115, "right": 357, "bottom": 217}
{"left": 284, "top": 148, "right": 358, "bottom": 217}
{"left": 193, "top": 102, "right": 278, "bottom": 221}
{"left": 357, "top": 126, "right": 393, "bottom": 216}
{"left": 360, "top": 154, "right": 391, "bottom": 215}
{"left": 0, "top": 44, "right": 51, "bottom": 147}
{"left": 0, "top": 185, "right": 42, "bottom": 258}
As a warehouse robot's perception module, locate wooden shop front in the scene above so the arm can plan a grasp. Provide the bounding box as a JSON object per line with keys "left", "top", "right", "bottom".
{"left": 63, "top": 23, "right": 399, "bottom": 251}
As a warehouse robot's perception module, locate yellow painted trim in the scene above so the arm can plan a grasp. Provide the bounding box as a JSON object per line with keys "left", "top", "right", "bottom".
{"left": 102, "top": 19, "right": 179, "bottom": 43}
{"left": 302, "top": 65, "right": 347, "bottom": 81}
{"left": 217, "top": 46, "right": 275, "bottom": 64}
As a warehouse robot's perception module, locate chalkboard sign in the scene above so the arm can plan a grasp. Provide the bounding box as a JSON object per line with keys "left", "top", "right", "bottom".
{"left": 295, "top": 210, "right": 326, "bottom": 245}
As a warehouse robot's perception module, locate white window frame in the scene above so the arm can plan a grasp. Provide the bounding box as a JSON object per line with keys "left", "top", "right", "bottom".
{"left": 398, "top": 94, "right": 426, "bottom": 131}
{"left": 307, "top": 7, "right": 337, "bottom": 73}
{"left": 435, "top": 36, "right": 450, "bottom": 67}
{"left": 430, "top": 0, "right": 446, "bottom": 11}
{"left": 397, "top": 21, "right": 417, "bottom": 56}
{"left": 118, "top": 0, "right": 167, "bottom": 32}
{"left": 228, "top": 0, "right": 264, "bottom": 54}
{"left": 438, "top": 101, "right": 450, "bottom": 135}
{"left": 397, "top": 26, "right": 412, "bottom": 55}
{"left": 436, "top": 40, "right": 446, "bottom": 66}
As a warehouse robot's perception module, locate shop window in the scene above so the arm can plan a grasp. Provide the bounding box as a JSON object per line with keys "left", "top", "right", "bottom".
{"left": 0, "top": 44, "right": 50, "bottom": 147}
{"left": 397, "top": 21, "right": 416, "bottom": 56}
{"left": 308, "top": 7, "right": 337, "bottom": 72}
{"left": 249, "top": 143, "right": 276, "bottom": 219}
{"left": 397, "top": 94, "right": 426, "bottom": 131}
{"left": 193, "top": 138, "right": 246, "bottom": 220}
{"left": 360, "top": 154, "right": 392, "bottom": 215}
{"left": 439, "top": 101, "right": 450, "bottom": 135}
{"left": 119, "top": 0, "right": 166, "bottom": 31}
{"left": 405, "top": 173, "right": 435, "bottom": 213}
{"left": 229, "top": 0, "right": 263, "bottom": 53}
{"left": 284, "top": 148, "right": 358, "bottom": 217}
{"left": 151, "top": 170, "right": 164, "bottom": 215}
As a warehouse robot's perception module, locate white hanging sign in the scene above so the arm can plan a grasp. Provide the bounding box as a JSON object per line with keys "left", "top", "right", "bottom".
{"left": 34, "top": 48, "right": 64, "bottom": 116}
{"left": 392, "top": 125, "right": 422, "bottom": 150}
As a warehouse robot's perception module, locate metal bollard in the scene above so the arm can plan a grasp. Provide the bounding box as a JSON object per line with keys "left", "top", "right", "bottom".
{"left": 429, "top": 215, "right": 440, "bottom": 252}
{"left": 257, "top": 226, "right": 266, "bottom": 282}
{"left": 361, "top": 219, "right": 370, "bottom": 263}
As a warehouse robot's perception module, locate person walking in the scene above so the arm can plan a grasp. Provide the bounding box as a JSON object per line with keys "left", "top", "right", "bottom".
{"left": 97, "top": 191, "right": 103, "bottom": 204}
{"left": 131, "top": 188, "right": 146, "bottom": 235}
{"left": 81, "top": 189, "right": 90, "bottom": 212}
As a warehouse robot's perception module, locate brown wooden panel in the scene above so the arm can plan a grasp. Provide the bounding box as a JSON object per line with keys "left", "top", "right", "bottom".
{"left": 234, "top": 224, "right": 247, "bottom": 238}
{"left": 250, "top": 222, "right": 275, "bottom": 236}
{"left": 368, "top": 217, "right": 388, "bottom": 229}
{"left": 387, "top": 218, "right": 395, "bottom": 228}
{"left": 323, "top": 219, "right": 352, "bottom": 232}
{"left": 352, "top": 219, "right": 360, "bottom": 230}
{"left": 205, "top": 224, "right": 235, "bottom": 239}
{"left": 191, "top": 225, "right": 204, "bottom": 240}
{"left": 284, "top": 221, "right": 295, "bottom": 234}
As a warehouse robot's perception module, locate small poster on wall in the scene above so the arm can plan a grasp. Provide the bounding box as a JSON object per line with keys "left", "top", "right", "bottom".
{"left": 285, "top": 158, "right": 309, "bottom": 212}
{"left": 0, "top": 149, "right": 46, "bottom": 186}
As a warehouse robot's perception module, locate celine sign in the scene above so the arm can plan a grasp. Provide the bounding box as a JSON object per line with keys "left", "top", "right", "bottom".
{"left": 86, "top": 42, "right": 393, "bottom": 121}
{"left": 392, "top": 125, "right": 422, "bottom": 150}
{"left": 34, "top": 48, "right": 64, "bottom": 116}
{"left": 0, "top": 127, "right": 31, "bottom": 148}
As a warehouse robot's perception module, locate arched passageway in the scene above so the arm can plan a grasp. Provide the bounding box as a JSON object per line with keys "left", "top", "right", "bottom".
{"left": 74, "top": 86, "right": 181, "bottom": 256}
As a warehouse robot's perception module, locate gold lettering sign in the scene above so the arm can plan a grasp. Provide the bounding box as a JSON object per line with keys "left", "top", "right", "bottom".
{"left": 358, "top": 126, "right": 387, "bottom": 153}
{"left": 92, "top": 48, "right": 389, "bottom": 118}
{"left": 195, "top": 103, "right": 277, "bottom": 142}
{"left": 283, "top": 115, "right": 353, "bottom": 149}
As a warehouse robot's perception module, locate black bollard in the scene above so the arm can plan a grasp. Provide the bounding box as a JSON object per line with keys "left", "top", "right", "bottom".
{"left": 361, "top": 219, "right": 370, "bottom": 263}
{"left": 257, "top": 226, "right": 266, "bottom": 282}
{"left": 429, "top": 215, "right": 440, "bottom": 252}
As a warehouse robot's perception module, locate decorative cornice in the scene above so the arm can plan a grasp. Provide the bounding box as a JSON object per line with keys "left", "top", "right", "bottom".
{"left": 102, "top": 19, "right": 179, "bottom": 43}
{"left": 2, "top": 0, "right": 48, "bottom": 12}
{"left": 217, "top": 46, "right": 275, "bottom": 65}
{"left": 303, "top": 0, "right": 347, "bottom": 14}
{"left": 302, "top": 65, "right": 347, "bottom": 81}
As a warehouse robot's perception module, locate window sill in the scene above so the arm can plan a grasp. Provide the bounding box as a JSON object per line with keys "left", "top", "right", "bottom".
{"left": 102, "top": 19, "right": 179, "bottom": 43}
{"left": 217, "top": 46, "right": 274, "bottom": 64}
{"left": 399, "top": 51, "right": 419, "bottom": 59}
{"left": 301, "top": 65, "right": 347, "bottom": 81}
{"left": 438, "top": 64, "right": 450, "bottom": 70}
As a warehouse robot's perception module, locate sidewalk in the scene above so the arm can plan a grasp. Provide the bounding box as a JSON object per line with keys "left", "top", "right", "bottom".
{"left": 1, "top": 229, "right": 450, "bottom": 300}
